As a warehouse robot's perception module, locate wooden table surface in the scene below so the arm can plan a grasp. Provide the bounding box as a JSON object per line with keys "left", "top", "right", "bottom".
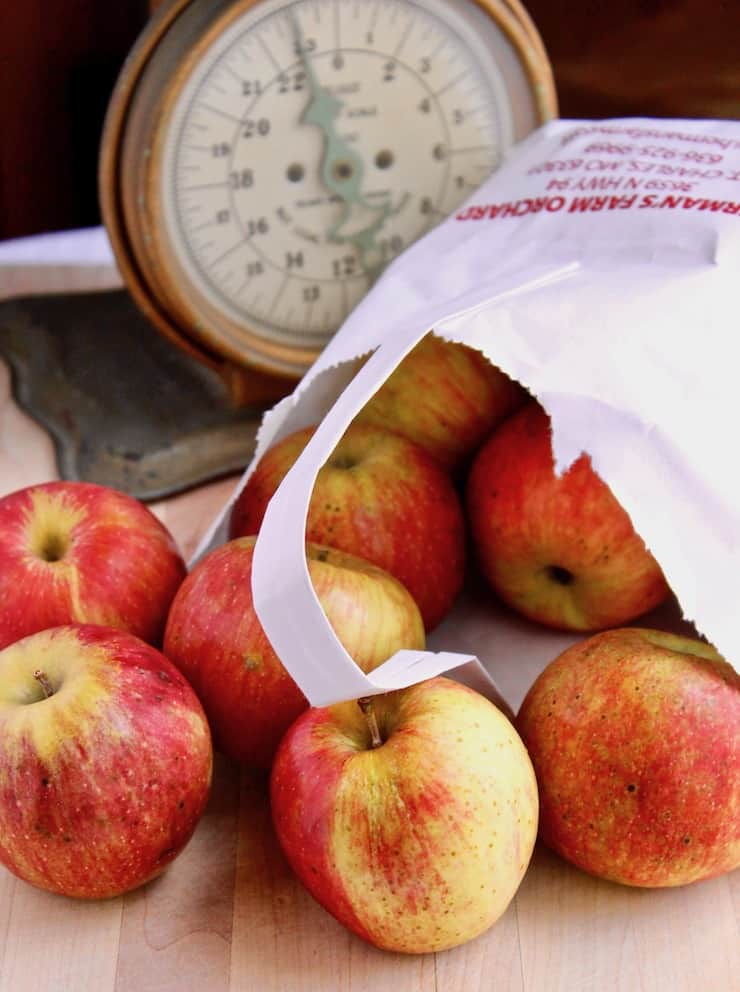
{"left": 0, "top": 353, "right": 738, "bottom": 992}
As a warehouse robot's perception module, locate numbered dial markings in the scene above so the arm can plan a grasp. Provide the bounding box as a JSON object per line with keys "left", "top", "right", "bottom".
{"left": 163, "top": 0, "right": 509, "bottom": 348}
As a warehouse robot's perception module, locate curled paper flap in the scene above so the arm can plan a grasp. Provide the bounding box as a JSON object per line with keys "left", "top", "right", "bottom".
{"left": 251, "top": 265, "right": 578, "bottom": 708}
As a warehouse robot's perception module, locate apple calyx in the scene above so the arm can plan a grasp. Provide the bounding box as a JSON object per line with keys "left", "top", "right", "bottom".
{"left": 545, "top": 564, "right": 574, "bottom": 586}
{"left": 329, "top": 454, "right": 357, "bottom": 471}
{"left": 33, "top": 669, "right": 56, "bottom": 699}
{"left": 357, "top": 697, "right": 383, "bottom": 749}
{"left": 36, "top": 531, "right": 69, "bottom": 563}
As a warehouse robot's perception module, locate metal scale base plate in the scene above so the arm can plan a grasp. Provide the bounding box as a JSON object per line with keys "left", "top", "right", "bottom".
{"left": 0, "top": 291, "right": 265, "bottom": 501}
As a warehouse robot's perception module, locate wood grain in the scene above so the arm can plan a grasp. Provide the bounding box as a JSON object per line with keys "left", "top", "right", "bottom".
{"left": 0, "top": 884, "right": 122, "bottom": 992}
{"left": 0, "top": 362, "right": 57, "bottom": 494}
{"left": 0, "top": 376, "right": 738, "bottom": 992}
{"left": 114, "top": 754, "right": 240, "bottom": 992}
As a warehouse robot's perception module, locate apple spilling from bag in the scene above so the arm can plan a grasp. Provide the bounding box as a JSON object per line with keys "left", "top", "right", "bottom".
{"left": 272, "top": 676, "right": 539, "bottom": 954}
{"left": 466, "top": 401, "right": 671, "bottom": 631}
{"left": 0, "top": 480, "right": 185, "bottom": 650}
{"left": 163, "top": 536, "right": 425, "bottom": 768}
{"left": 0, "top": 482, "right": 211, "bottom": 898}
{"left": 0, "top": 624, "right": 212, "bottom": 899}
{"left": 517, "top": 628, "right": 740, "bottom": 887}
{"left": 351, "top": 332, "right": 527, "bottom": 473}
{"left": 228, "top": 420, "right": 467, "bottom": 632}
{"left": 0, "top": 332, "right": 736, "bottom": 951}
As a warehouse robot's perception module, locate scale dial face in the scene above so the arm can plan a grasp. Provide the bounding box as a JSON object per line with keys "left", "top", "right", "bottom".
{"left": 135, "top": 0, "right": 547, "bottom": 374}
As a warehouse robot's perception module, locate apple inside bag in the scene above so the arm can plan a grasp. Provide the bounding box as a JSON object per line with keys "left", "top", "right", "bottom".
{"left": 195, "top": 116, "right": 740, "bottom": 707}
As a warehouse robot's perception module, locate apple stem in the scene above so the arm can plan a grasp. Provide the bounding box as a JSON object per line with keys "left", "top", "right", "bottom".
{"left": 33, "top": 670, "right": 55, "bottom": 699}
{"left": 358, "top": 697, "right": 383, "bottom": 748}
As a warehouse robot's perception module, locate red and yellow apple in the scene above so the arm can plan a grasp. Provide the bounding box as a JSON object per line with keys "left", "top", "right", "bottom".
{"left": 352, "top": 332, "right": 526, "bottom": 473}
{"left": 517, "top": 627, "right": 740, "bottom": 887}
{"left": 0, "top": 624, "right": 212, "bottom": 899}
{"left": 271, "top": 676, "right": 538, "bottom": 953}
{"left": 164, "top": 536, "right": 425, "bottom": 768}
{"left": 466, "top": 402, "right": 670, "bottom": 630}
{"left": 229, "top": 422, "right": 466, "bottom": 631}
{"left": 0, "top": 481, "right": 186, "bottom": 650}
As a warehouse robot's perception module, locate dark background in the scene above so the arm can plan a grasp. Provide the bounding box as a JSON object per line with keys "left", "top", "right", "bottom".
{"left": 1, "top": 0, "right": 738, "bottom": 240}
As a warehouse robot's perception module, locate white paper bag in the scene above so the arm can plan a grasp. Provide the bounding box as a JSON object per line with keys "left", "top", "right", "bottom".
{"left": 193, "top": 116, "right": 740, "bottom": 709}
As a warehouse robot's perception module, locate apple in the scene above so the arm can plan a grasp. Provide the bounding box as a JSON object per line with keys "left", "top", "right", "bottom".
{"left": 229, "top": 422, "right": 467, "bottom": 631}
{"left": 0, "top": 624, "right": 212, "bottom": 899}
{"left": 351, "top": 332, "right": 527, "bottom": 473}
{"left": 466, "top": 402, "right": 670, "bottom": 630}
{"left": 163, "top": 536, "right": 425, "bottom": 768}
{"left": 517, "top": 627, "right": 740, "bottom": 887}
{"left": 271, "top": 676, "right": 539, "bottom": 954}
{"left": 0, "top": 481, "right": 186, "bottom": 650}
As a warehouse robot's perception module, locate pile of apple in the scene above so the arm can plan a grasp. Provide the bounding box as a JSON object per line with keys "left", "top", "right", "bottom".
{"left": 0, "top": 334, "right": 737, "bottom": 955}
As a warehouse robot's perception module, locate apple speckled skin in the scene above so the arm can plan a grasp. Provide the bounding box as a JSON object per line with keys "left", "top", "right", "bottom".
{"left": 271, "top": 677, "right": 538, "bottom": 954}
{"left": 517, "top": 628, "right": 740, "bottom": 887}
{"left": 0, "top": 482, "right": 186, "bottom": 650}
{"left": 229, "top": 423, "right": 467, "bottom": 632}
{"left": 352, "top": 333, "right": 527, "bottom": 473}
{"left": 466, "top": 403, "right": 670, "bottom": 631}
{"left": 0, "top": 625, "right": 212, "bottom": 899}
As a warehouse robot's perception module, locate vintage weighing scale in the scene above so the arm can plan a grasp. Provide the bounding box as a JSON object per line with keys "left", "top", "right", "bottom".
{"left": 2, "top": 0, "right": 556, "bottom": 498}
